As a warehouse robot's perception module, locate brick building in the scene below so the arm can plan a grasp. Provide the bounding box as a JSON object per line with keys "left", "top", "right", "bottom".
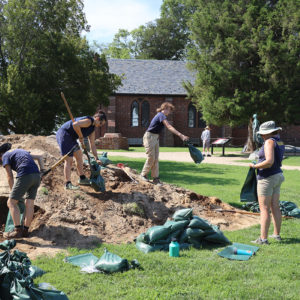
{"left": 96, "top": 59, "right": 300, "bottom": 147}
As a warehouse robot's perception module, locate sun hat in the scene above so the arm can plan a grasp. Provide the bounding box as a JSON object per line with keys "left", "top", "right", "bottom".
{"left": 257, "top": 121, "right": 282, "bottom": 135}
{"left": 205, "top": 126, "right": 210, "bottom": 130}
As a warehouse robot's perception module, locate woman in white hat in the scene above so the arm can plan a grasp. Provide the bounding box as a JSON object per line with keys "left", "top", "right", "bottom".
{"left": 249, "top": 121, "right": 285, "bottom": 244}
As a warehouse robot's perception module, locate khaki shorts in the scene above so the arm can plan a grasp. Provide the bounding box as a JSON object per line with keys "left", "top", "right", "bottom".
{"left": 10, "top": 173, "right": 41, "bottom": 202}
{"left": 257, "top": 173, "right": 284, "bottom": 197}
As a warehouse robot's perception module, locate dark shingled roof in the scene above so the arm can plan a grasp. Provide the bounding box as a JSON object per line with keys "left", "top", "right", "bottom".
{"left": 107, "top": 59, "right": 195, "bottom": 96}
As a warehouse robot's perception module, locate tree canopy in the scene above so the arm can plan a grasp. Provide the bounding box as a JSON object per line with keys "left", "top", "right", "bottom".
{"left": 187, "top": 0, "right": 300, "bottom": 127}
{"left": 99, "top": 0, "right": 197, "bottom": 60}
{"left": 0, "top": 0, "right": 121, "bottom": 135}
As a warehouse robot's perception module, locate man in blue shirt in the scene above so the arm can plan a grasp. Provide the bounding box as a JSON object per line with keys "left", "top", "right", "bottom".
{"left": 0, "top": 143, "right": 45, "bottom": 239}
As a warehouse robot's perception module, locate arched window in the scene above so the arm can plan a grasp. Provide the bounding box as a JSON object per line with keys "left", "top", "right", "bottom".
{"left": 131, "top": 101, "right": 139, "bottom": 127}
{"left": 141, "top": 101, "right": 150, "bottom": 128}
{"left": 198, "top": 112, "right": 206, "bottom": 128}
{"left": 188, "top": 103, "right": 196, "bottom": 128}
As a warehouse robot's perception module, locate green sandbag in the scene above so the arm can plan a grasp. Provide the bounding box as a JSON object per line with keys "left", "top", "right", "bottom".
{"left": 145, "top": 225, "right": 172, "bottom": 244}
{"left": 164, "top": 220, "right": 189, "bottom": 232}
{"left": 188, "top": 237, "right": 203, "bottom": 249}
{"left": 5, "top": 201, "right": 25, "bottom": 232}
{"left": 189, "top": 216, "right": 212, "bottom": 230}
{"left": 186, "top": 228, "right": 205, "bottom": 238}
{"left": 187, "top": 143, "right": 203, "bottom": 164}
{"left": 136, "top": 242, "right": 165, "bottom": 254}
{"left": 172, "top": 208, "right": 193, "bottom": 221}
{"left": 179, "top": 229, "right": 188, "bottom": 244}
{"left": 97, "top": 152, "right": 112, "bottom": 167}
{"left": 240, "top": 167, "right": 258, "bottom": 202}
{"left": 135, "top": 233, "right": 149, "bottom": 244}
{"left": 94, "top": 249, "right": 129, "bottom": 273}
{"left": 169, "top": 229, "right": 182, "bottom": 240}
{"left": 64, "top": 253, "right": 99, "bottom": 268}
{"left": 204, "top": 230, "right": 230, "bottom": 244}
{"left": 89, "top": 160, "right": 105, "bottom": 192}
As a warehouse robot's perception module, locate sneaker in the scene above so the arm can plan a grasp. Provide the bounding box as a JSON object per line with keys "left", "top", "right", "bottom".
{"left": 251, "top": 237, "right": 269, "bottom": 245}
{"left": 203, "top": 154, "right": 206, "bottom": 157}
{"left": 78, "top": 177, "right": 91, "bottom": 186}
{"left": 207, "top": 154, "right": 211, "bottom": 157}
{"left": 3, "top": 227, "right": 23, "bottom": 239}
{"left": 269, "top": 234, "right": 282, "bottom": 241}
{"left": 65, "top": 182, "right": 80, "bottom": 190}
{"left": 140, "top": 175, "right": 149, "bottom": 182}
{"left": 153, "top": 177, "right": 162, "bottom": 185}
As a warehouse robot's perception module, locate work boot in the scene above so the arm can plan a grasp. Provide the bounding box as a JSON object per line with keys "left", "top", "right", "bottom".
{"left": 3, "top": 227, "right": 23, "bottom": 239}
{"left": 78, "top": 177, "right": 91, "bottom": 186}
{"left": 153, "top": 177, "right": 162, "bottom": 185}
{"left": 22, "top": 227, "right": 29, "bottom": 238}
{"left": 65, "top": 182, "right": 80, "bottom": 190}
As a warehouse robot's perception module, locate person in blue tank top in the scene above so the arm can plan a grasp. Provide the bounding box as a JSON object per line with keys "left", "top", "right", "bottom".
{"left": 0, "top": 143, "right": 45, "bottom": 239}
{"left": 56, "top": 110, "right": 106, "bottom": 190}
{"left": 249, "top": 121, "right": 285, "bottom": 245}
{"left": 140, "top": 102, "right": 189, "bottom": 184}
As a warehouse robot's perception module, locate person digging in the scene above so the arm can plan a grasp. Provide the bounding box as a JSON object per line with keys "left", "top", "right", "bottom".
{"left": 0, "top": 143, "right": 45, "bottom": 239}
{"left": 56, "top": 110, "right": 106, "bottom": 190}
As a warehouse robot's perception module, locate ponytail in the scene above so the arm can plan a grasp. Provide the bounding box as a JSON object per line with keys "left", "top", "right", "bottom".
{"left": 157, "top": 102, "right": 175, "bottom": 113}
{"left": 94, "top": 110, "right": 107, "bottom": 122}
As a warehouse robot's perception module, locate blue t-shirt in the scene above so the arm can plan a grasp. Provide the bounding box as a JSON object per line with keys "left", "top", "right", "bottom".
{"left": 257, "top": 136, "right": 285, "bottom": 180}
{"left": 58, "top": 116, "right": 95, "bottom": 139}
{"left": 147, "top": 112, "right": 167, "bottom": 134}
{"left": 2, "top": 149, "right": 39, "bottom": 178}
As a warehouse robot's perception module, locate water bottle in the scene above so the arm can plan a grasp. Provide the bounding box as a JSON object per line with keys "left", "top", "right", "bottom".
{"left": 233, "top": 247, "right": 253, "bottom": 256}
{"left": 169, "top": 238, "right": 180, "bottom": 257}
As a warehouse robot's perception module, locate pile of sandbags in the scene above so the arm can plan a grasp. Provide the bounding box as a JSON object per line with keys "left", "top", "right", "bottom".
{"left": 135, "top": 208, "right": 230, "bottom": 253}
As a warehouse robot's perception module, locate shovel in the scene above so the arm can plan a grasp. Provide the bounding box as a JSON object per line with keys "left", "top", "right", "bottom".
{"left": 116, "top": 163, "right": 138, "bottom": 184}
{"left": 60, "top": 92, "right": 92, "bottom": 170}
{"left": 41, "top": 144, "right": 79, "bottom": 177}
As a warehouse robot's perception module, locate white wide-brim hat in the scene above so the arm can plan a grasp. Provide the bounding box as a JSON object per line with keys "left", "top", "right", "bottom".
{"left": 257, "top": 121, "right": 282, "bottom": 135}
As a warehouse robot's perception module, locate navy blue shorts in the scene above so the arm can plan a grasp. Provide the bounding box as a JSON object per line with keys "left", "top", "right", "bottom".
{"left": 56, "top": 129, "right": 78, "bottom": 156}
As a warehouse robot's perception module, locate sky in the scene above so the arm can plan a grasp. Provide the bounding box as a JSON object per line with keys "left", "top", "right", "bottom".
{"left": 82, "top": 0, "right": 163, "bottom": 45}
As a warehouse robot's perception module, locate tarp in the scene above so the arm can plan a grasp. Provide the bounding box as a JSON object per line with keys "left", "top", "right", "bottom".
{"left": 218, "top": 243, "right": 259, "bottom": 261}
{"left": 0, "top": 239, "right": 68, "bottom": 300}
{"left": 242, "top": 201, "right": 300, "bottom": 218}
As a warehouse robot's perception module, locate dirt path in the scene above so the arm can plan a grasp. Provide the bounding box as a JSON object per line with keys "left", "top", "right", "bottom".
{"left": 107, "top": 152, "right": 300, "bottom": 171}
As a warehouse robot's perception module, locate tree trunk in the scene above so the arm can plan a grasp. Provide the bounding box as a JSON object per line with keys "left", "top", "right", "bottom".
{"left": 245, "top": 118, "right": 256, "bottom": 152}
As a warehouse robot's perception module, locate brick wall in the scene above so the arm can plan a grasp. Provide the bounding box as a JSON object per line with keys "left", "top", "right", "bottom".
{"left": 95, "top": 94, "right": 300, "bottom": 147}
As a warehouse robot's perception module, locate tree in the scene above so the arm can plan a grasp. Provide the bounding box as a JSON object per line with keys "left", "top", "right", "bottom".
{"left": 0, "top": 0, "right": 121, "bottom": 135}
{"left": 187, "top": 0, "right": 300, "bottom": 150}
{"left": 100, "top": 0, "right": 197, "bottom": 60}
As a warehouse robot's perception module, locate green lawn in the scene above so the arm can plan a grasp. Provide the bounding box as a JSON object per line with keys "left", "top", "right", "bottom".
{"left": 33, "top": 157, "right": 300, "bottom": 300}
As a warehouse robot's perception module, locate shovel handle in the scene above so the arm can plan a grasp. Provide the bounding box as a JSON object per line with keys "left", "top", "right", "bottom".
{"left": 60, "top": 92, "right": 85, "bottom": 145}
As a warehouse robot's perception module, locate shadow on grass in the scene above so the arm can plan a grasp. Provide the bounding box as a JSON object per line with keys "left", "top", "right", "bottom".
{"left": 279, "top": 238, "right": 300, "bottom": 245}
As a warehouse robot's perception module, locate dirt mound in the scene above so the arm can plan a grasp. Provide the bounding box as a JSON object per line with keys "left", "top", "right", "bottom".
{"left": 0, "top": 135, "right": 259, "bottom": 259}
